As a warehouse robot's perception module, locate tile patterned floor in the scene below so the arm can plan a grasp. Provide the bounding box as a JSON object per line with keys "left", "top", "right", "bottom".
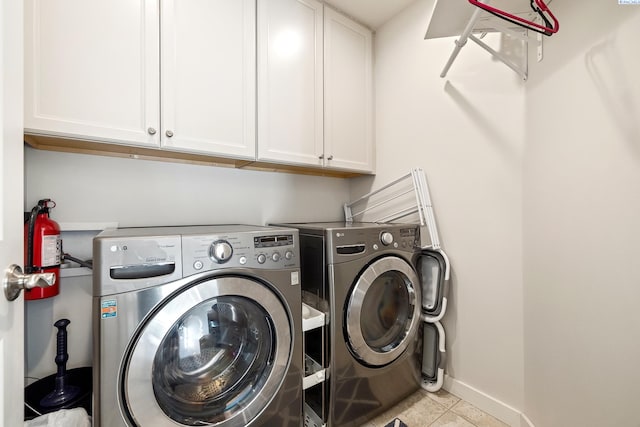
{"left": 360, "top": 389, "right": 510, "bottom": 427}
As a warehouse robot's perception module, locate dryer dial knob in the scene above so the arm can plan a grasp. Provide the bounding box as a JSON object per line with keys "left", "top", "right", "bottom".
{"left": 380, "top": 232, "right": 394, "bottom": 246}
{"left": 257, "top": 253, "right": 267, "bottom": 264}
{"left": 210, "top": 240, "right": 233, "bottom": 263}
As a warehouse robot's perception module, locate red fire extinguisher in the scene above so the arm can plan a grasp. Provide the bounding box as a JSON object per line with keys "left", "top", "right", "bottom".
{"left": 24, "top": 199, "right": 61, "bottom": 300}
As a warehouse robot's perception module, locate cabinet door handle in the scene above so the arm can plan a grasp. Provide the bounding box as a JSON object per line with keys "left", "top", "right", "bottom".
{"left": 327, "top": 155, "right": 334, "bottom": 161}
{"left": 147, "top": 127, "right": 157, "bottom": 135}
{"left": 165, "top": 130, "right": 174, "bottom": 138}
{"left": 318, "top": 154, "right": 324, "bottom": 160}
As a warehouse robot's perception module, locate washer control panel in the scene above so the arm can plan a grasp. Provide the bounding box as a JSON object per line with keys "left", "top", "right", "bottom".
{"left": 209, "top": 240, "right": 233, "bottom": 263}
{"left": 182, "top": 230, "right": 298, "bottom": 275}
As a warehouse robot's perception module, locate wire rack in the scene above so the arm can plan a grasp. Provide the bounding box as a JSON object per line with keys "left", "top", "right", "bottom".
{"left": 344, "top": 168, "right": 441, "bottom": 250}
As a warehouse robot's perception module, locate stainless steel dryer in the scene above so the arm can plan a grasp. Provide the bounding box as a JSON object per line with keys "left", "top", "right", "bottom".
{"left": 275, "top": 222, "right": 427, "bottom": 427}
{"left": 92, "top": 225, "right": 302, "bottom": 427}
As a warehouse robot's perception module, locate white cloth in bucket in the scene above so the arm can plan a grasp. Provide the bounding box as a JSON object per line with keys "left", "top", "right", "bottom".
{"left": 24, "top": 407, "right": 90, "bottom": 427}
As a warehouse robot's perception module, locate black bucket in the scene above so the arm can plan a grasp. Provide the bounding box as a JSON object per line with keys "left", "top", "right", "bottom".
{"left": 24, "top": 366, "right": 92, "bottom": 421}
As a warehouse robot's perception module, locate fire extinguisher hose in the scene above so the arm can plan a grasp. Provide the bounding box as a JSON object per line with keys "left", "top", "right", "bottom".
{"left": 62, "top": 253, "right": 93, "bottom": 269}
{"left": 25, "top": 204, "right": 41, "bottom": 274}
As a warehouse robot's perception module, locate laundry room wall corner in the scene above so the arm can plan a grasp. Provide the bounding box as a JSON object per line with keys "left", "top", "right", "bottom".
{"left": 523, "top": 3, "right": 640, "bottom": 426}
{"left": 362, "top": 0, "right": 526, "bottom": 419}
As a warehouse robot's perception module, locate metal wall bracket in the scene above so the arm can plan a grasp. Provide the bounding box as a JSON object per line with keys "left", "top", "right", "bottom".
{"left": 537, "top": 32, "right": 544, "bottom": 62}
{"left": 435, "top": 0, "right": 554, "bottom": 80}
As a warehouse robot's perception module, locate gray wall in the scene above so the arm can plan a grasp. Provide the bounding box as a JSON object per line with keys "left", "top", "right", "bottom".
{"left": 523, "top": 4, "right": 640, "bottom": 427}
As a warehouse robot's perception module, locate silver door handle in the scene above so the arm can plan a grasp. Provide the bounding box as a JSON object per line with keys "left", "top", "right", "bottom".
{"left": 3, "top": 264, "right": 56, "bottom": 301}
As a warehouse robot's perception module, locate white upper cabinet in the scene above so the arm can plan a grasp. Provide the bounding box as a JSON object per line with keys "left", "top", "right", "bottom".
{"left": 257, "top": 1, "right": 374, "bottom": 173}
{"left": 257, "top": 0, "right": 325, "bottom": 167}
{"left": 24, "top": 0, "right": 160, "bottom": 147}
{"left": 324, "top": 8, "right": 374, "bottom": 173}
{"left": 25, "top": 0, "right": 256, "bottom": 159}
{"left": 160, "top": 0, "right": 255, "bottom": 158}
{"left": 24, "top": 0, "right": 372, "bottom": 174}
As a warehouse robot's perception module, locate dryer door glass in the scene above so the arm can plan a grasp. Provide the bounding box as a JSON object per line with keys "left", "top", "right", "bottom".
{"left": 346, "top": 256, "right": 422, "bottom": 367}
{"left": 360, "top": 270, "right": 411, "bottom": 351}
{"left": 123, "top": 276, "right": 292, "bottom": 427}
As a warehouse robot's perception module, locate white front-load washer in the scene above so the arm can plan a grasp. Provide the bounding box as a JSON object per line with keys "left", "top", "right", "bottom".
{"left": 92, "top": 225, "right": 302, "bottom": 427}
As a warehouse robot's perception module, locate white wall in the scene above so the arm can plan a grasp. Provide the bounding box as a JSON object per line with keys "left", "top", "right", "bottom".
{"left": 523, "top": 3, "right": 640, "bottom": 427}
{"left": 24, "top": 146, "right": 350, "bottom": 379}
{"left": 24, "top": 147, "right": 349, "bottom": 226}
{"left": 359, "top": 0, "right": 526, "bottom": 420}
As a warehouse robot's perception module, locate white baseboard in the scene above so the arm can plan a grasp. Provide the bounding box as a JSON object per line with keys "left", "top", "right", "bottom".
{"left": 443, "top": 375, "right": 535, "bottom": 427}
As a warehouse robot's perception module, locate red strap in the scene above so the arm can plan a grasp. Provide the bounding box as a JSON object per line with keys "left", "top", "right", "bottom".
{"left": 468, "top": 0, "right": 559, "bottom": 34}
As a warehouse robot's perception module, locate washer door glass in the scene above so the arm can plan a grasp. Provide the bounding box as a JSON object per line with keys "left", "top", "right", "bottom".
{"left": 123, "top": 276, "right": 292, "bottom": 427}
{"left": 346, "top": 256, "right": 421, "bottom": 367}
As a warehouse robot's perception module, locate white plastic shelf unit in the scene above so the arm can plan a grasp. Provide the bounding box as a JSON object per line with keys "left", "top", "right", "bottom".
{"left": 425, "top": 0, "right": 556, "bottom": 80}
{"left": 302, "top": 303, "right": 327, "bottom": 389}
{"left": 302, "top": 302, "right": 327, "bottom": 427}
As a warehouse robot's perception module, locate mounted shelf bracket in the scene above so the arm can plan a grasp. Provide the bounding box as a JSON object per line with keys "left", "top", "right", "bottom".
{"left": 425, "top": 0, "right": 557, "bottom": 81}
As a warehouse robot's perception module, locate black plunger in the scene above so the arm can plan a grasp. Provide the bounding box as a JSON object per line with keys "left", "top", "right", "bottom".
{"left": 39, "top": 319, "right": 81, "bottom": 408}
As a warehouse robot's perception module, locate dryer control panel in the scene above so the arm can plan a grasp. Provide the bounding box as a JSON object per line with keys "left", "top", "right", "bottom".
{"left": 182, "top": 230, "right": 298, "bottom": 275}
{"left": 326, "top": 224, "right": 420, "bottom": 264}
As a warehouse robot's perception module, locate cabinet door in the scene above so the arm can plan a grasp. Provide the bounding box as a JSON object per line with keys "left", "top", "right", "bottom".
{"left": 161, "top": 0, "right": 256, "bottom": 159}
{"left": 257, "top": 0, "right": 324, "bottom": 166}
{"left": 24, "top": 0, "right": 160, "bottom": 147}
{"left": 324, "top": 8, "right": 374, "bottom": 173}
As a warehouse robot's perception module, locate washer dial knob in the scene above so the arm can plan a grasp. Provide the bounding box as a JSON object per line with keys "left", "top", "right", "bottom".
{"left": 257, "top": 254, "right": 267, "bottom": 264}
{"left": 380, "top": 232, "right": 394, "bottom": 246}
{"left": 272, "top": 252, "right": 281, "bottom": 262}
{"left": 210, "top": 240, "right": 233, "bottom": 263}
{"left": 285, "top": 250, "right": 294, "bottom": 260}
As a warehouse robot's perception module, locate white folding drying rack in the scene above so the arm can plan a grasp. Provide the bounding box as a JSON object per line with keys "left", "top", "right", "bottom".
{"left": 344, "top": 168, "right": 448, "bottom": 392}
{"left": 344, "top": 168, "right": 442, "bottom": 250}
